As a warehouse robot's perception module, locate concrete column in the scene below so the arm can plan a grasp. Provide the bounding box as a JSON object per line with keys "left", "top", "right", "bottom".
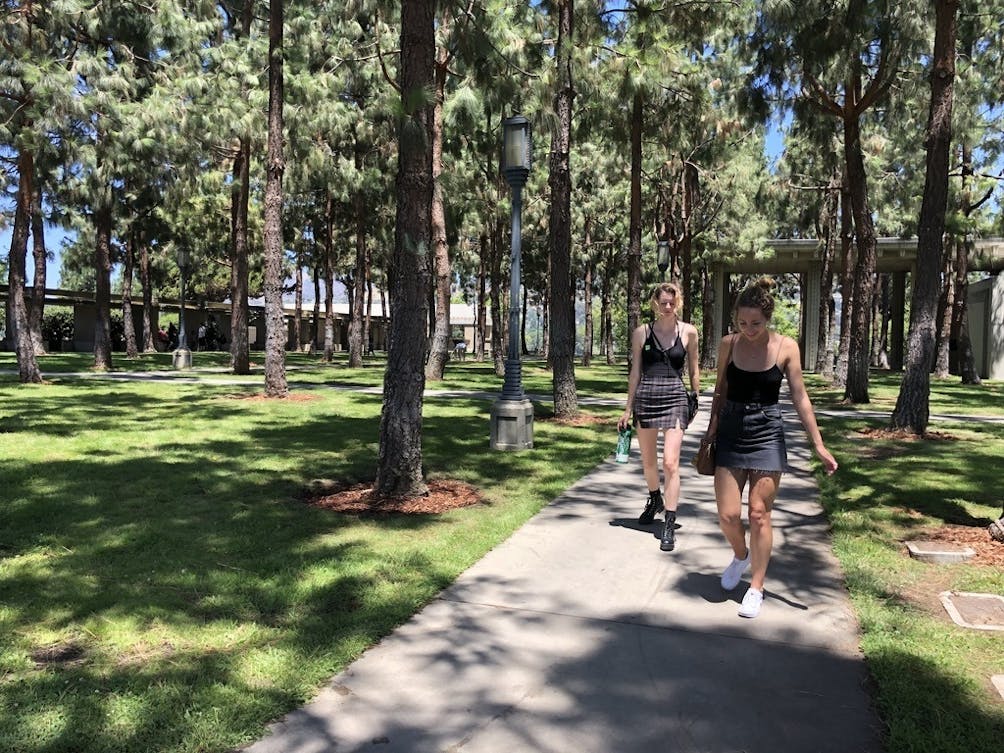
{"left": 889, "top": 271, "right": 906, "bottom": 371}
{"left": 802, "top": 263, "right": 822, "bottom": 371}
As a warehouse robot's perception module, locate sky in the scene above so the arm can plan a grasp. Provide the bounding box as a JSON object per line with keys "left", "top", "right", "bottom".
{"left": 1, "top": 223, "right": 69, "bottom": 287}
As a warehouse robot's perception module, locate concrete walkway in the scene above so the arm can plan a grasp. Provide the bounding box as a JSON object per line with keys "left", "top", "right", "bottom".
{"left": 244, "top": 405, "right": 884, "bottom": 753}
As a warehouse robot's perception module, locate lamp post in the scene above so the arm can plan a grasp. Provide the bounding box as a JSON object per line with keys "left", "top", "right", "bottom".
{"left": 657, "top": 240, "right": 671, "bottom": 281}
{"left": 172, "top": 245, "right": 193, "bottom": 370}
{"left": 490, "top": 114, "right": 534, "bottom": 450}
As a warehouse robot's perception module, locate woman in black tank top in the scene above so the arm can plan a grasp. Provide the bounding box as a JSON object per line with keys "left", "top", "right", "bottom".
{"left": 705, "top": 278, "right": 838, "bottom": 619}
{"left": 618, "top": 282, "right": 701, "bottom": 552}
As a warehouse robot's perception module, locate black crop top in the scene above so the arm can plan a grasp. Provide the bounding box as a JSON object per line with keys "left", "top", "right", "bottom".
{"left": 641, "top": 325, "right": 686, "bottom": 376}
{"left": 726, "top": 361, "right": 783, "bottom": 405}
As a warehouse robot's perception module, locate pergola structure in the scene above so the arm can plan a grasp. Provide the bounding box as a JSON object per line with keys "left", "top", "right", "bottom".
{"left": 708, "top": 236, "right": 1004, "bottom": 374}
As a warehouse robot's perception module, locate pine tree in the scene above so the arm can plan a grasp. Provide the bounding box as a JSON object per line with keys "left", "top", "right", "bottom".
{"left": 375, "top": 0, "right": 436, "bottom": 499}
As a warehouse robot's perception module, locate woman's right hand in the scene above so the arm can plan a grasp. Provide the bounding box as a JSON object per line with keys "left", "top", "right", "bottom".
{"left": 617, "top": 411, "right": 631, "bottom": 432}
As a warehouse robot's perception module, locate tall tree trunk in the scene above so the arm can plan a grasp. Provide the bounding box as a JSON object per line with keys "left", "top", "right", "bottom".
{"left": 364, "top": 275, "right": 373, "bottom": 355}
{"left": 293, "top": 256, "right": 303, "bottom": 353}
{"left": 229, "top": 0, "right": 254, "bottom": 375}
{"left": 602, "top": 246, "right": 615, "bottom": 365}
{"left": 842, "top": 107, "right": 876, "bottom": 403}
{"left": 375, "top": 0, "right": 435, "bottom": 499}
{"left": 8, "top": 150, "right": 42, "bottom": 383}
{"left": 425, "top": 34, "right": 452, "bottom": 381}
{"left": 230, "top": 136, "right": 252, "bottom": 374}
{"left": 477, "top": 233, "right": 488, "bottom": 361}
{"left": 312, "top": 261, "right": 320, "bottom": 351}
{"left": 834, "top": 181, "right": 854, "bottom": 386}
{"left": 348, "top": 186, "right": 367, "bottom": 366}
{"left": 122, "top": 230, "right": 140, "bottom": 358}
{"left": 627, "top": 91, "right": 643, "bottom": 350}
{"left": 262, "top": 0, "right": 287, "bottom": 397}
{"left": 29, "top": 185, "right": 47, "bottom": 356}
{"left": 933, "top": 232, "right": 955, "bottom": 377}
{"left": 953, "top": 140, "right": 981, "bottom": 385}
{"left": 816, "top": 171, "right": 839, "bottom": 376}
{"left": 700, "top": 266, "right": 716, "bottom": 368}
{"left": 490, "top": 217, "right": 505, "bottom": 376}
{"left": 891, "top": 0, "right": 958, "bottom": 433}
{"left": 323, "top": 196, "right": 336, "bottom": 363}
{"left": 549, "top": 0, "right": 577, "bottom": 418}
{"left": 582, "top": 221, "right": 593, "bottom": 368}
{"left": 93, "top": 203, "right": 114, "bottom": 370}
{"left": 954, "top": 238, "right": 980, "bottom": 384}
{"left": 139, "top": 234, "right": 156, "bottom": 352}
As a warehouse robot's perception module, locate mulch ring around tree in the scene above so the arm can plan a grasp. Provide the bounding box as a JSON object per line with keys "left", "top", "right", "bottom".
{"left": 905, "top": 523, "right": 1004, "bottom": 568}
{"left": 307, "top": 478, "right": 485, "bottom": 515}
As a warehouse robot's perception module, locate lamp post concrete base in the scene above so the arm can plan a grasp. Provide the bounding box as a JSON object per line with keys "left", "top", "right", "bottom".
{"left": 490, "top": 398, "right": 534, "bottom": 451}
{"left": 172, "top": 347, "right": 193, "bottom": 370}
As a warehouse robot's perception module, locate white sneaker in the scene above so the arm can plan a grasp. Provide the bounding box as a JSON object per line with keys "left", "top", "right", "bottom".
{"left": 720, "top": 551, "right": 751, "bottom": 591}
{"left": 738, "top": 587, "right": 764, "bottom": 618}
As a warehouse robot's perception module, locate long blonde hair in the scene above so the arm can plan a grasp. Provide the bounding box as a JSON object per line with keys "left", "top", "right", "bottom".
{"left": 649, "top": 281, "right": 683, "bottom": 317}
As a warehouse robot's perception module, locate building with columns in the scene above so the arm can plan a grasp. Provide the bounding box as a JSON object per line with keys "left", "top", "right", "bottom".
{"left": 707, "top": 237, "right": 1004, "bottom": 378}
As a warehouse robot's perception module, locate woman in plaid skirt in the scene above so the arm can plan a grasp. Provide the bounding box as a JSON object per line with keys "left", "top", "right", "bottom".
{"left": 618, "top": 282, "right": 701, "bottom": 552}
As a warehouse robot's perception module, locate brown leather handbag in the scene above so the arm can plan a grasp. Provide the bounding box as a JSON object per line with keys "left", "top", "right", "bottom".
{"left": 692, "top": 437, "right": 716, "bottom": 475}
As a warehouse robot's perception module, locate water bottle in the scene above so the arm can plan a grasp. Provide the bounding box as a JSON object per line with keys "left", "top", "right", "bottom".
{"left": 615, "top": 426, "right": 632, "bottom": 463}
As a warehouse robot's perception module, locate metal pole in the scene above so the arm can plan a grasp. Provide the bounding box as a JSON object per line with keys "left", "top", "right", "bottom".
{"left": 501, "top": 173, "right": 527, "bottom": 400}
{"left": 178, "top": 266, "right": 188, "bottom": 350}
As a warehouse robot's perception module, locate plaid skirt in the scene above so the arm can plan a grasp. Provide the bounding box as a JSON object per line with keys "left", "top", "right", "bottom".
{"left": 715, "top": 399, "right": 787, "bottom": 473}
{"left": 633, "top": 372, "right": 690, "bottom": 430}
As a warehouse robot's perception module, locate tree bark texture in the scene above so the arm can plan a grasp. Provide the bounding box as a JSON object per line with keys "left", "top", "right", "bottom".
{"left": 349, "top": 177, "right": 367, "bottom": 367}
{"left": 262, "top": 0, "right": 288, "bottom": 398}
{"left": 7, "top": 149, "right": 42, "bottom": 383}
{"left": 549, "top": 0, "right": 577, "bottom": 418}
{"left": 842, "top": 112, "right": 876, "bottom": 403}
{"left": 139, "top": 236, "right": 156, "bottom": 352}
{"left": 375, "top": 0, "right": 435, "bottom": 499}
{"left": 891, "top": 0, "right": 957, "bottom": 433}
{"left": 93, "top": 203, "right": 114, "bottom": 371}
{"left": 425, "top": 31, "right": 452, "bottom": 381}
{"left": 228, "top": 0, "right": 254, "bottom": 375}
{"left": 323, "top": 202, "right": 336, "bottom": 362}
{"left": 582, "top": 222, "right": 594, "bottom": 367}
{"left": 834, "top": 182, "right": 854, "bottom": 386}
{"left": 627, "top": 91, "right": 643, "bottom": 348}
{"left": 815, "top": 173, "right": 839, "bottom": 375}
{"left": 122, "top": 231, "right": 140, "bottom": 358}
{"left": 230, "top": 136, "right": 252, "bottom": 374}
{"left": 29, "top": 186, "right": 47, "bottom": 356}
{"left": 953, "top": 140, "right": 981, "bottom": 384}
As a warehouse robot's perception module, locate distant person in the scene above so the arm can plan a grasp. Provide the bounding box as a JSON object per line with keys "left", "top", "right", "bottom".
{"left": 197, "top": 323, "right": 207, "bottom": 351}
{"left": 167, "top": 322, "right": 178, "bottom": 350}
{"left": 706, "top": 277, "right": 837, "bottom": 619}
{"left": 618, "top": 281, "right": 700, "bottom": 552}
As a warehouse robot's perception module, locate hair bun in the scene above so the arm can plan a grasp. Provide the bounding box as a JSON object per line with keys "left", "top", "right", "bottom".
{"left": 757, "top": 276, "right": 774, "bottom": 292}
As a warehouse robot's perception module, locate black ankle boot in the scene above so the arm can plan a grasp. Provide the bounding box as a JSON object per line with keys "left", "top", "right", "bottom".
{"left": 660, "top": 511, "right": 677, "bottom": 551}
{"left": 638, "top": 492, "right": 662, "bottom": 525}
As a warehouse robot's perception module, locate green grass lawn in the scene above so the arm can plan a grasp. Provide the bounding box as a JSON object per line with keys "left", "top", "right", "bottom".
{"left": 1, "top": 354, "right": 1002, "bottom": 752}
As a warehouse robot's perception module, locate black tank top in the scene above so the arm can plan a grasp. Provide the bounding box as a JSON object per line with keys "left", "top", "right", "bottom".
{"left": 726, "top": 361, "right": 783, "bottom": 404}
{"left": 641, "top": 325, "right": 686, "bottom": 376}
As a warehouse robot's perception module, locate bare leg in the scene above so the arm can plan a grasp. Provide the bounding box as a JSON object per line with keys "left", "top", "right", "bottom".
{"left": 714, "top": 466, "right": 749, "bottom": 558}
{"left": 746, "top": 472, "right": 780, "bottom": 591}
{"left": 661, "top": 427, "right": 684, "bottom": 513}
{"left": 636, "top": 427, "right": 661, "bottom": 494}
